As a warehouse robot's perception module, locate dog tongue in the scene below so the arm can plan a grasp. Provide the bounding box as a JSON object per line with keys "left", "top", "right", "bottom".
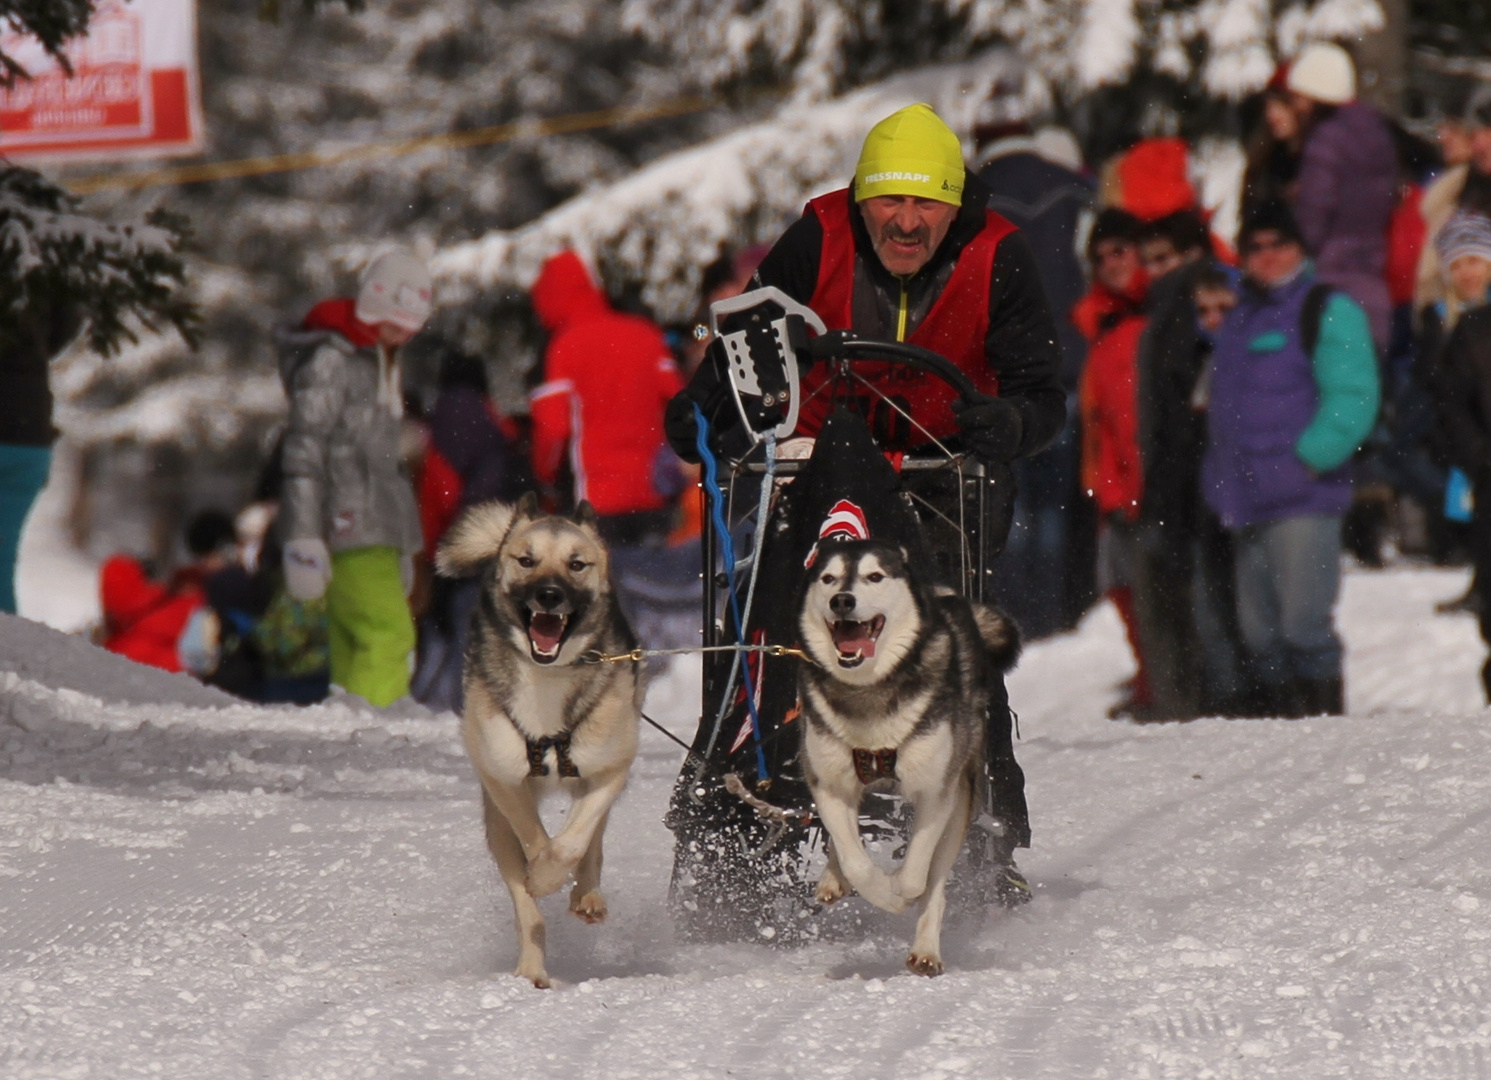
{"left": 832, "top": 621, "right": 877, "bottom": 658}
{"left": 530, "top": 613, "right": 565, "bottom": 654}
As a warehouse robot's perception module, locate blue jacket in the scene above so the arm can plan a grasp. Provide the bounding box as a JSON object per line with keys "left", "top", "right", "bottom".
{"left": 1203, "top": 270, "right": 1380, "bottom": 529}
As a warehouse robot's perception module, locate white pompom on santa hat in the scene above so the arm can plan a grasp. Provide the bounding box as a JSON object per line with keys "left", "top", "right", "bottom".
{"left": 355, "top": 248, "right": 434, "bottom": 332}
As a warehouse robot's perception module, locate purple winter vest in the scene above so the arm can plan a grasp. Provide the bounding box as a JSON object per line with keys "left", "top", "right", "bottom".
{"left": 1202, "top": 273, "right": 1354, "bottom": 530}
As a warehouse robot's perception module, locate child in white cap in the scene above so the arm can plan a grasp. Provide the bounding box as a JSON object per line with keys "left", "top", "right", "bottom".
{"left": 1429, "top": 210, "right": 1491, "bottom": 699}
{"left": 274, "top": 248, "right": 434, "bottom": 707}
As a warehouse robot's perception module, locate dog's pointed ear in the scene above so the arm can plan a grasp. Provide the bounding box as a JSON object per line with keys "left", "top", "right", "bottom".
{"left": 572, "top": 500, "right": 598, "bottom": 528}
{"left": 436, "top": 500, "right": 517, "bottom": 578}
{"left": 516, "top": 491, "right": 541, "bottom": 520}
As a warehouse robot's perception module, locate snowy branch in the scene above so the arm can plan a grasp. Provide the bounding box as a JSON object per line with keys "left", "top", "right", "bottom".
{"left": 620, "top": 0, "right": 1385, "bottom": 104}
{"left": 432, "top": 53, "right": 1034, "bottom": 325}
{"left": 0, "top": 165, "right": 197, "bottom": 356}
{"left": 0, "top": 0, "right": 94, "bottom": 86}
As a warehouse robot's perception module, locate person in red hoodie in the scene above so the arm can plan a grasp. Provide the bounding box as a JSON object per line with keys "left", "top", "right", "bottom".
{"left": 99, "top": 510, "right": 238, "bottom": 674}
{"left": 528, "top": 250, "right": 683, "bottom": 545}
{"left": 100, "top": 556, "right": 204, "bottom": 672}
{"left": 1075, "top": 208, "right": 1154, "bottom": 717}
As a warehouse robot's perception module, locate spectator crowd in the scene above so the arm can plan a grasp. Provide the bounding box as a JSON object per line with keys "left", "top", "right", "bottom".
{"left": 13, "top": 39, "right": 1491, "bottom": 721}
{"left": 989, "top": 41, "right": 1491, "bottom": 720}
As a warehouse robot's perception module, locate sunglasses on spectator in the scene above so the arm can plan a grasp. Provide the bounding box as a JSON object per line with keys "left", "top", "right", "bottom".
{"left": 1196, "top": 300, "right": 1234, "bottom": 320}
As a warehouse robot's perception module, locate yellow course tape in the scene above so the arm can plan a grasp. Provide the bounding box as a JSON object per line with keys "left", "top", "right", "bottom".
{"left": 66, "top": 96, "right": 717, "bottom": 195}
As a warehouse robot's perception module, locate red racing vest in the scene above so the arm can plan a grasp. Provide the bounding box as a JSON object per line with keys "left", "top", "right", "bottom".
{"left": 798, "top": 189, "right": 1016, "bottom": 445}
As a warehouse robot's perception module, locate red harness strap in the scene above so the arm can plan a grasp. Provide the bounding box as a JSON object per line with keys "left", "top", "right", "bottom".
{"left": 798, "top": 189, "right": 1015, "bottom": 444}
{"left": 852, "top": 747, "right": 899, "bottom": 785}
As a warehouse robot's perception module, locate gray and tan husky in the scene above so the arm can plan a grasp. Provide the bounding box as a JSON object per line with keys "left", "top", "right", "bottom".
{"left": 797, "top": 538, "right": 1019, "bottom": 976}
{"left": 437, "top": 493, "right": 641, "bottom": 988}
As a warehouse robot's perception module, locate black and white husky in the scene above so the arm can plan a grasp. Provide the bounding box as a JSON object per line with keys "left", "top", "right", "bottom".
{"left": 437, "top": 493, "right": 642, "bottom": 988}
{"left": 797, "top": 538, "right": 1019, "bottom": 976}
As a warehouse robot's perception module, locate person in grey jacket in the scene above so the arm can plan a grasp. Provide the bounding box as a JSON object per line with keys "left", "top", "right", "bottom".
{"left": 276, "top": 248, "right": 433, "bottom": 707}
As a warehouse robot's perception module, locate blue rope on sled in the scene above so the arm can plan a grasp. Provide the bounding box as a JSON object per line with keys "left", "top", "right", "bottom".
{"left": 693, "top": 404, "right": 771, "bottom": 785}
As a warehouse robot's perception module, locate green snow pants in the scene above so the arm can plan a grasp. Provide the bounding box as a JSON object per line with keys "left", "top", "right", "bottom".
{"left": 327, "top": 545, "right": 415, "bottom": 708}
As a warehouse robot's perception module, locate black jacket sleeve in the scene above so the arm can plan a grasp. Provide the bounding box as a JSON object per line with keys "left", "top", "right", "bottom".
{"left": 666, "top": 212, "right": 825, "bottom": 461}
{"left": 1414, "top": 303, "right": 1447, "bottom": 398}
{"left": 1437, "top": 309, "right": 1491, "bottom": 483}
{"left": 983, "top": 230, "right": 1068, "bottom": 459}
{"left": 752, "top": 212, "right": 823, "bottom": 302}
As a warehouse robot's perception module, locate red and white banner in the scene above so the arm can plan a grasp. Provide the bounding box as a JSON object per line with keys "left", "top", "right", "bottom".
{"left": 0, "top": 0, "right": 203, "bottom": 163}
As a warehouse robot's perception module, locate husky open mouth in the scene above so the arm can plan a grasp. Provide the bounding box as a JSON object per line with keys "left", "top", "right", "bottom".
{"left": 525, "top": 610, "right": 569, "bottom": 663}
{"left": 828, "top": 614, "right": 885, "bottom": 668}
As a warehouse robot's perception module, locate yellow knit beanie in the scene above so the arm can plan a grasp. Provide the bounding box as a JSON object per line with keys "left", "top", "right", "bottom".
{"left": 853, "top": 103, "right": 965, "bottom": 206}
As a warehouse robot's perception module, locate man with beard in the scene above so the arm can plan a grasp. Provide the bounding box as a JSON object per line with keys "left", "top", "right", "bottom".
{"left": 664, "top": 103, "right": 1066, "bottom": 906}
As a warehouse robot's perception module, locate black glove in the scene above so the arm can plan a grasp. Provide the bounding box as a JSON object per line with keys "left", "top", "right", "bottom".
{"left": 952, "top": 396, "right": 1023, "bottom": 464}
{"left": 665, "top": 392, "right": 703, "bottom": 463}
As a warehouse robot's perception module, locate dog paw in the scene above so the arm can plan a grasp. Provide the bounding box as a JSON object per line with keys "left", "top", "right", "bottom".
{"left": 905, "top": 951, "right": 944, "bottom": 977}
{"left": 525, "top": 852, "right": 574, "bottom": 898}
{"left": 516, "top": 967, "right": 552, "bottom": 990}
{"left": 569, "top": 889, "right": 608, "bottom": 924}
{"left": 815, "top": 872, "right": 847, "bottom": 906}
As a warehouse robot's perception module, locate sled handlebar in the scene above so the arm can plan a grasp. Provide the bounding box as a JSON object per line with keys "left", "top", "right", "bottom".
{"left": 801, "top": 329, "right": 989, "bottom": 405}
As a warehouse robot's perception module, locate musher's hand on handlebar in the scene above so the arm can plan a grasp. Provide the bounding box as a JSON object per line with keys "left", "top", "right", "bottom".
{"left": 952, "top": 395, "right": 1024, "bottom": 464}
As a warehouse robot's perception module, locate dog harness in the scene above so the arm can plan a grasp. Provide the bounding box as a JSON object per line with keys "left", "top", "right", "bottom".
{"left": 851, "top": 747, "right": 898, "bottom": 785}
{"left": 526, "top": 734, "right": 581, "bottom": 778}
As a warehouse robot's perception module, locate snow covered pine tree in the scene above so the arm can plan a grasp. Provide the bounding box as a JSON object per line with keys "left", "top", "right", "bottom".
{"left": 1, "top": 2, "right": 195, "bottom": 610}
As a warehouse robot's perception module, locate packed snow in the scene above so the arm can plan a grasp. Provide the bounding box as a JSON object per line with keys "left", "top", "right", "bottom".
{"left": 4, "top": 531, "right": 1490, "bottom": 1076}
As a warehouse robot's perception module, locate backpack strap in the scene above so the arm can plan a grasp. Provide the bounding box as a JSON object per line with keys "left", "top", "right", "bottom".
{"left": 1300, "top": 282, "right": 1335, "bottom": 357}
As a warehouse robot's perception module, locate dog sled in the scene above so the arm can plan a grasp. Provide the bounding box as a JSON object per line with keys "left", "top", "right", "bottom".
{"left": 665, "top": 287, "right": 1024, "bottom": 943}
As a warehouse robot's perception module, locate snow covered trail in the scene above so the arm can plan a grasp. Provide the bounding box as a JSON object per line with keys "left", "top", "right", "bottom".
{"left": 2, "top": 566, "right": 1490, "bottom": 1078}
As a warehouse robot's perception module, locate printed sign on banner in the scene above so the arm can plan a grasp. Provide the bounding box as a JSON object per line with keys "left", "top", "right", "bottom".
{"left": 0, "top": 0, "right": 203, "bottom": 162}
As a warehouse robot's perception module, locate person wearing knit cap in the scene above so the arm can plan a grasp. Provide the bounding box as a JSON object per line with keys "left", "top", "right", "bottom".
{"left": 664, "top": 101, "right": 1066, "bottom": 909}
{"left": 1286, "top": 43, "right": 1356, "bottom": 107}
{"left": 1436, "top": 210, "right": 1491, "bottom": 285}
{"left": 668, "top": 101, "right": 1064, "bottom": 473}
{"left": 1237, "top": 198, "right": 1307, "bottom": 252}
{"left": 1201, "top": 198, "right": 1380, "bottom": 718}
{"left": 1413, "top": 87, "right": 1486, "bottom": 314}
{"left": 274, "top": 247, "right": 434, "bottom": 708}
{"left": 1427, "top": 208, "right": 1491, "bottom": 700}
{"left": 1430, "top": 208, "right": 1491, "bottom": 344}
{"left": 1416, "top": 209, "right": 1491, "bottom": 616}
{"left": 1281, "top": 41, "right": 1397, "bottom": 352}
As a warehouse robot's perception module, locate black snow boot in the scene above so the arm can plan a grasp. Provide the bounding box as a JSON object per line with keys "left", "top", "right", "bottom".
{"left": 991, "top": 847, "right": 1033, "bottom": 909}
{"left": 1296, "top": 676, "right": 1345, "bottom": 716}
{"left": 950, "top": 820, "right": 1032, "bottom": 912}
{"left": 1261, "top": 679, "right": 1306, "bottom": 719}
